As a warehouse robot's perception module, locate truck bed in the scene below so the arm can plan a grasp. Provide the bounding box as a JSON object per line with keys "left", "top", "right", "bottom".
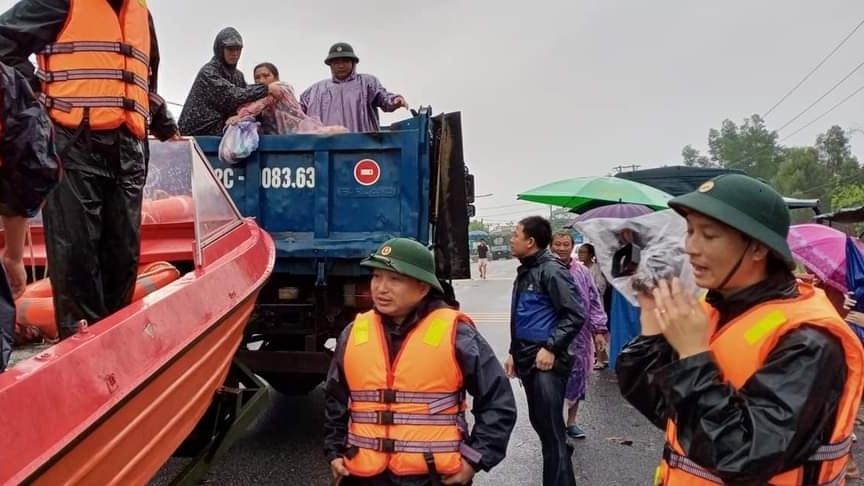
{"left": 197, "top": 118, "right": 428, "bottom": 263}
{"left": 195, "top": 108, "right": 472, "bottom": 280}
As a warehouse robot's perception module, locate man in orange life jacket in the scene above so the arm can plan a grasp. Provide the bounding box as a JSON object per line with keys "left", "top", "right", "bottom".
{"left": 0, "top": 0, "right": 179, "bottom": 338}
{"left": 323, "top": 238, "right": 517, "bottom": 486}
{"left": 616, "top": 174, "right": 864, "bottom": 485}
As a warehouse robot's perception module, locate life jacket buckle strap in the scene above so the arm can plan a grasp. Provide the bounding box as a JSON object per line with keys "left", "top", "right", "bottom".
{"left": 37, "top": 93, "right": 71, "bottom": 112}
{"left": 349, "top": 410, "right": 462, "bottom": 425}
{"left": 38, "top": 94, "right": 149, "bottom": 122}
{"left": 347, "top": 433, "right": 464, "bottom": 454}
{"left": 37, "top": 68, "right": 148, "bottom": 91}
{"left": 350, "top": 389, "right": 463, "bottom": 409}
{"left": 459, "top": 442, "right": 483, "bottom": 465}
{"left": 378, "top": 438, "right": 396, "bottom": 453}
{"left": 149, "top": 92, "right": 166, "bottom": 108}
{"left": 378, "top": 410, "right": 395, "bottom": 425}
{"left": 663, "top": 444, "right": 723, "bottom": 483}
{"left": 41, "top": 41, "right": 149, "bottom": 64}
{"left": 379, "top": 388, "right": 397, "bottom": 404}
{"left": 428, "top": 392, "right": 461, "bottom": 414}
{"left": 809, "top": 435, "right": 854, "bottom": 462}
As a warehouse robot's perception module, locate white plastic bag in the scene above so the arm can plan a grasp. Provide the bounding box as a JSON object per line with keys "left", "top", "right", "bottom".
{"left": 573, "top": 209, "right": 702, "bottom": 306}
{"left": 218, "top": 119, "right": 259, "bottom": 165}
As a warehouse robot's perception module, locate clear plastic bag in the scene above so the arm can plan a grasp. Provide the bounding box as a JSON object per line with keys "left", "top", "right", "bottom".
{"left": 234, "top": 82, "right": 348, "bottom": 135}
{"left": 572, "top": 209, "right": 702, "bottom": 306}
{"left": 218, "top": 119, "right": 259, "bottom": 165}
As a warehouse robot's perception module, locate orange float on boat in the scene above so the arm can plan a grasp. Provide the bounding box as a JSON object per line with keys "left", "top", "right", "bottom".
{"left": 131, "top": 261, "right": 182, "bottom": 300}
{"left": 15, "top": 298, "right": 58, "bottom": 342}
{"left": 141, "top": 195, "right": 194, "bottom": 224}
{"left": 14, "top": 261, "right": 182, "bottom": 344}
{"left": 18, "top": 278, "right": 52, "bottom": 299}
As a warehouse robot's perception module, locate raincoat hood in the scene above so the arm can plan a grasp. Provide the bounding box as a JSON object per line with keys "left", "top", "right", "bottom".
{"left": 212, "top": 27, "right": 243, "bottom": 66}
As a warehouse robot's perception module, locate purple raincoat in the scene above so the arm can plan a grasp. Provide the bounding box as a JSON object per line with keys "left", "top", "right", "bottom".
{"left": 565, "top": 259, "right": 608, "bottom": 406}
{"left": 299, "top": 69, "right": 402, "bottom": 132}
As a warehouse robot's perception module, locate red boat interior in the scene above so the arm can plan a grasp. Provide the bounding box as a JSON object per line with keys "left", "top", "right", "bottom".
{"left": 0, "top": 139, "right": 276, "bottom": 484}
{"left": 1, "top": 139, "right": 251, "bottom": 347}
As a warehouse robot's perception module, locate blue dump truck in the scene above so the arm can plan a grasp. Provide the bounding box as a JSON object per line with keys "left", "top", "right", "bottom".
{"left": 195, "top": 107, "right": 475, "bottom": 394}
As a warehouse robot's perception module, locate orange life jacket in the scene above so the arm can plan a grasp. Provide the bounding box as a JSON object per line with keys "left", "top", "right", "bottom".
{"left": 655, "top": 283, "right": 864, "bottom": 485}
{"left": 342, "top": 308, "right": 481, "bottom": 477}
{"left": 36, "top": 0, "right": 151, "bottom": 139}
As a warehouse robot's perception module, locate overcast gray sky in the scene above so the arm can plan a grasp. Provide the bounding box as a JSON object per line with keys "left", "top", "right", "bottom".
{"left": 109, "top": 1, "right": 864, "bottom": 222}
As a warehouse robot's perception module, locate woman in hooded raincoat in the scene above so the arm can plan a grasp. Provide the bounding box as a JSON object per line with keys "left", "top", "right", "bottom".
{"left": 178, "top": 27, "right": 278, "bottom": 136}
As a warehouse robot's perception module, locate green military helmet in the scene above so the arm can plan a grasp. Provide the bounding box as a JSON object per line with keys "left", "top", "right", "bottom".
{"left": 668, "top": 173, "right": 795, "bottom": 269}
{"left": 325, "top": 42, "right": 359, "bottom": 65}
{"left": 360, "top": 238, "right": 443, "bottom": 292}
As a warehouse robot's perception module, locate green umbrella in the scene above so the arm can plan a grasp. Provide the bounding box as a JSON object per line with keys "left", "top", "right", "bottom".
{"left": 517, "top": 176, "right": 673, "bottom": 212}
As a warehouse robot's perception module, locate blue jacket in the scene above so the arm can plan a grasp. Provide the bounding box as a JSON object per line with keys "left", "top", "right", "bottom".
{"left": 509, "top": 249, "right": 585, "bottom": 375}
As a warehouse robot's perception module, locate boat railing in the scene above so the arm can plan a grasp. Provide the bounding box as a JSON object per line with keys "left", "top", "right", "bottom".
{"left": 11, "top": 138, "right": 247, "bottom": 270}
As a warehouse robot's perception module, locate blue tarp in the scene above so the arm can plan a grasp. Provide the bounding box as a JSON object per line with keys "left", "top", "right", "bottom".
{"left": 845, "top": 236, "right": 864, "bottom": 345}
{"left": 608, "top": 287, "right": 641, "bottom": 371}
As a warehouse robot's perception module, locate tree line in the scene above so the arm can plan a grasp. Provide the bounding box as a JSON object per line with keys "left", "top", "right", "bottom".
{"left": 682, "top": 115, "right": 864, "bottom": 224}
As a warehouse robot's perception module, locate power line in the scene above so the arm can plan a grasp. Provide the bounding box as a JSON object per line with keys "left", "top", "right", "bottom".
{"left": 775, "top": 58, "right": 864, "bottom": 133}
{"left": 779, "top": 81, "right": 864, "bottom": 142}
{"left": 764, "top": 16, "right": 864, "bottom": 118}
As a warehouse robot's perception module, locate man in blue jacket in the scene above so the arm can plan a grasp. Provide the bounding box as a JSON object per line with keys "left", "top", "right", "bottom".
{"left": 504, "top": 216, "right": 584, "bottom": 486}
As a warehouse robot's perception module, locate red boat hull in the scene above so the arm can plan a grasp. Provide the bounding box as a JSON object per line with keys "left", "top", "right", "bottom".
{"left": 0, "top": 219, "right": 275, "bottom": 485}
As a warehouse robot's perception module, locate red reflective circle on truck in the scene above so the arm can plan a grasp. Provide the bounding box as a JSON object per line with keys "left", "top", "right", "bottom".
{"left": 354, "top": 159, "right": 381, "bottom": 186}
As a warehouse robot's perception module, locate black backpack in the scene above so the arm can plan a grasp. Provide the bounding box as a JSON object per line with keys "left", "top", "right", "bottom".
{"left": 0, "top": 60, "right": 62, "bottom": 218}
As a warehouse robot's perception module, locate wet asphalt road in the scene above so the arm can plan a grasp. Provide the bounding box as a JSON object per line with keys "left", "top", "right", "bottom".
{"left": 153, "top": 259, "right": 864, "bottom": 485}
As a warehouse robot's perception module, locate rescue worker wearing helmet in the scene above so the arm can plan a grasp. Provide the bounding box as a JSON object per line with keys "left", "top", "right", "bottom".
{"left": 616, "top": 174, "right": 864, "bottom": 485}
{"left": 300, "top": 42, "right": 407, "bottom": 133}
{"left": 323, "top": 238, "right": 517, "bottom": 485}
{"left": 0, "top": 0, "right": 179, "bottom": 339}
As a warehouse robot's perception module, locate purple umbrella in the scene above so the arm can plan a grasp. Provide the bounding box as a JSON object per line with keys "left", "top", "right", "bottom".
{"left": 570, "top": 203, "right": 652, "bottom": 224}
{"left": 788, "top": 223, "right": 864, "bottom": 292}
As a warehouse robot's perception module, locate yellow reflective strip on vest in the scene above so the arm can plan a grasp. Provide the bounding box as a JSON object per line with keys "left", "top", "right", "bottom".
{"left": 654, "top": 465, "right": 662, "bottom": 486}
{"left": 423, "top": 318, "right": 448, "bottom": 347}
{"left": 354, "top": 319, "right": 370, "bottom": 345}
{"left": 744, "top": 310, "right": 786, "bottom": 345}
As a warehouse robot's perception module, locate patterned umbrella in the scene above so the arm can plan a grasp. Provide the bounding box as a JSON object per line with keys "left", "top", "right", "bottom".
{"left": 788, "top": 223, "right": 864, "bottom": 292}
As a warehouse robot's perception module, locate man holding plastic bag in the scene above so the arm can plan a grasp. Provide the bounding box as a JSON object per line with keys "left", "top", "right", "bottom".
{"left": 608, "top": 174, "right": 863, "bottom": 484}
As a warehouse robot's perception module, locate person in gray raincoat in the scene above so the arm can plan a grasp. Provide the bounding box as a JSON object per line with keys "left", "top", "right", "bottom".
{"left": 0, "top": 0, "right": 179, "bottom": 340}
{"left": 178, "top": 27, "right": 280, "bottom": 136}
